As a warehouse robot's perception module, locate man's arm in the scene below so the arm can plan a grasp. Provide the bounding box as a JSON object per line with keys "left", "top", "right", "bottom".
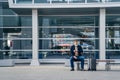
{"left": 78, "top": 45, "right": 83, "bottom": 55}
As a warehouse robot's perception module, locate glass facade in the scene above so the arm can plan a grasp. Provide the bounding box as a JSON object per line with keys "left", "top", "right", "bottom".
{"left": 0, "top": 2, "right": 32, "bottom": 59}
{"left": 38, "top": 16, "right": 99, "bottom": 59}
{"left": 106, "top": 16, "right": 120, "bottom": 59}
{"left": 13, "top": 0, "right": 120, "bottom": 4}
{"left": 0, "top": 1, "right": 120, "bottom": 62}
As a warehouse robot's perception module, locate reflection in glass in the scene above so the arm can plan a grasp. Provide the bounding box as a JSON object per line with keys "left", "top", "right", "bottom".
{"left": 39, "top": 27, "right": 99, "bottom": 38}
{"left": 39, "top": 16, "right": 99, "bottom": 26}
{"left": 0, "top": 40, "right": 32, "bottom": 50}
{"left": 69, "top": 0, "right": 85, "bottom": 3}
{"left": 0, "top": 16, "right": 2, "bottom": 27}
{"left": 20, "top": 16, "right": 32, "bottom": 26}
{"left": 3, "top": 9, "right": 17, "bottom": 15}
{"left": 2, "top": 16, "right": 32, "bottom": 27}
{"left": 16, "top": 0, "right": 32, "bottom": 3}
{"left": 0, "top": 51, "right": 32, "bottom": 59}
{"left": 39, "top": 39, "right": 99, "bottom": 50}
{"left": 106, "top": 16, "right": 120, "bottom": 26}
{"left": 34, "top": 0, "right": 50, "bottom": 3}
{"left": 87, "top": 0, "right": 100, "bottom": 3}
{"left": 0, "top": 28, "right": 32, "bottom": 38}
{"left": 106, "top": 39, "right": 120, "bottom": 49}
{"left": 39, "top": 51, "right": 99, "bottom": 59}
{"left": 106, "top": 0, "right": 120, "bottom": 2}
{"left": 106, "top": 27, "right": 120, "bottom": 38}
{"left": 39, "top": 51, "right": 70, "bottom": 59}
{"left": 52, "top": 0, "right": 67, "bottom": 3}
{"left": 106, "top": 51, "right": 120, "bottom": 59}
{"left": 3, "top": 16, "right": 19, "bottom": 27}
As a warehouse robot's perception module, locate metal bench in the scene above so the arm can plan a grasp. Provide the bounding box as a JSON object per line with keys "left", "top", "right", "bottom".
{"left": 96, "top": 59, "right": 115, "bottom": 71}
{"left": 74, "top": 59, "right": 88, "bottom": 70}
{"left": 0, "top": 59, "right": 15, "bottom": 67}
{"left": 75, "top": 59, "right": 115, "bottom": 71}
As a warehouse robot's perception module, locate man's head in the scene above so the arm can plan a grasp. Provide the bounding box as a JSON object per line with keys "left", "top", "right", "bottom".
{"left": 74, "top": 40, "right": 79, "bottom": 45}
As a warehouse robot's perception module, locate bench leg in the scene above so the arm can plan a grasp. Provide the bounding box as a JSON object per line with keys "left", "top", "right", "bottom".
{"left": 105, "top": 62, "right": 111, "bottom": 71}
{"left": 76, "top": 62, "right": 80, "bottom": 70}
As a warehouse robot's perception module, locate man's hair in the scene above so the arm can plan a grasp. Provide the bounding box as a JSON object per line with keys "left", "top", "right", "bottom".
{"left": 74, "top": 39, "right": 78, "bottom": 42}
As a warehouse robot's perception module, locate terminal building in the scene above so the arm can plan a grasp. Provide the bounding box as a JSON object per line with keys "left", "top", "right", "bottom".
{"left": 0, "top": 0, "right": 120, "bottom": 67}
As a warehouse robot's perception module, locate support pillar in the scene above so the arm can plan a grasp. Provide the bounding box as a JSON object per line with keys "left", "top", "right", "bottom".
{"left": 98, "top": 8, "right": 106, "bottom": 69}
{"left": 30, "top": 9, "right": 40, "bottom": 66}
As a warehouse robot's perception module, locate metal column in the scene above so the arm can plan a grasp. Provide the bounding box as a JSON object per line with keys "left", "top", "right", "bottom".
{"left": 30, "top": 9, "right": 40, "bottom": 66}
{"left": 99, "top": 8, "right": 106, "bottom": 69}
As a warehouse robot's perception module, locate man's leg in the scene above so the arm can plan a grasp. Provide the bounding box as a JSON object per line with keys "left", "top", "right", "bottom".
{"left": 78, "top": 56, "right": 85, "bottom": 70}
{"left": 70, "top": 56, "right": 74, "bottom": 70}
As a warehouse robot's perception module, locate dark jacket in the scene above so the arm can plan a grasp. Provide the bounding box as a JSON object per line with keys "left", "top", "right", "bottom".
{"left": 70, "top": 45, "right": 83, "bottom": 56}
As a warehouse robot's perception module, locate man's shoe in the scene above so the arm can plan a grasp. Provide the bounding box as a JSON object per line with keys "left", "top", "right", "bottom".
{"left": 70, "top": 69, "right": 74, "bottom": 71}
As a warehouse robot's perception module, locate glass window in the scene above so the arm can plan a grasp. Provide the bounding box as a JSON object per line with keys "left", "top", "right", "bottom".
{"left": 0, "top": 2, "right": 2, "bottom": 9}
{"left": 0, "top": 9, "right": 2, "bottom": 15}
{"left": 52, "top": 0, "right": 67, "bottom": 3}
{"left": 87, "top": 0, "right": 100, "bottom": 3}
{"left": 106, "top": 27, "right": 120, "bottom": 38}
{"left": 0, "top": 32, "right": 3, "bottom": 51}
{"left": 39, "top": 51, "right": 70, "bottom": 59}
{"left": 0, "top": 40, "right": 32, "bottom": 50}
{"left": 39, "top": 27, "right": 99, "bottom": 38}
{"left": 39, "top": 16, "right": 99, "bottom": 59}
{"left": 106, "top": 16, "right": 120, "bottom": 26}
{"left": 106, "top": 39, "right": 120, "bottom": 49}
{"left": 34, "top": 0, "right": 50, "bottom": 3}
{"left": 0, "top": 3, "right": 2, "bottom": 9}
{"left": 3, "top": 28, "right": 21, "bottom": 33}
{"left": 107, "top": 0, "right": 120, "bottom": 2}
{"left": 10, "top": 51, "right": 32, "bottom": 59}
{"left": 16, "top": 0, "right": 32, "bottom": 3}
{"left": 3, "top": 16, "right": 32, "bottom": 27}
{"left": 0, "top": 16, "right": 3, "bottom": 27}
{"left": 39, "top": 51, "right": 99, "bottom": 59}
{"left": 106, "top": 51, "right": 120, "bottom": 59}
{"left": 3, "top": 16, "right": 20, "bottom": 27}
{"left": 20, "top": 16, "right": 32, "bottom": 26}
{"left": 39, "top": 16, "right": 99, "bottom": 26}
{"left": 69, "top": 0, "right": 85, "bottom": 3}
{"left": 3, "top": 9, "right": 17, "bottom": 15}
{"left": 1, "top": 2, "right": 17, "bottom": 15}
{"left": 39, "top": 39, "right": 99, "bottom": 50}
{"left": 2, "top": 28, "right": 32, "bottom": 38}
{"left": 0, "top": 51, "right": 32, "bottom": 59}
{"left": 0, "top": 51, "right": 4, "bottom": 59}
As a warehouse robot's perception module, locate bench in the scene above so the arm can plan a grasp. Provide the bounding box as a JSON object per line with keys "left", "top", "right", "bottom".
{"left": 0, "top": 59, "right": 15, "bottom": 67}
{"left": 75, "top": 59, "right": 115, "bottom": 71}
{"left": 74, "top": 59, "right": 88, "bottom": 70}
{"left": 96, "top": 59, "right": 115, "bottom": 71}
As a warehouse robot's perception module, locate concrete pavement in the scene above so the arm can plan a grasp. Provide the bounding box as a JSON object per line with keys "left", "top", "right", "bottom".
{"left": 0, "top": 64, "right": 120, "bottom": 80}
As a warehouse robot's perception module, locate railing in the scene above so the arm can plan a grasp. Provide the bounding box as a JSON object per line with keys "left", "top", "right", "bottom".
{"left": 12, "top": 0, "right": 120, "bottom": 4}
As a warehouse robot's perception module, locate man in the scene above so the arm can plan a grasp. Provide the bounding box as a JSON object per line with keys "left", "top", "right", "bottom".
{"left": 70, "top": 40, "right": 84, "bottom": 71}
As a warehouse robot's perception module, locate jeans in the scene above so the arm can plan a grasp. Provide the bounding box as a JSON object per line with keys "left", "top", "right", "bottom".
{"left": 70, "top": 56, "right": 84, "bottom": 69}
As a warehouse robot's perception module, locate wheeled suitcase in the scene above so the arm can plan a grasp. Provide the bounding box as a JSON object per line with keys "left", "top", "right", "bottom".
{"left": 88, "top": 58, "right": 96, "bottom": 71}
{"left": 90, "top": 58, "right": 96, "bottom": 71}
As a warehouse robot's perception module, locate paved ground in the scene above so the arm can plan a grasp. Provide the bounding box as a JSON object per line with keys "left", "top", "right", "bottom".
{"left": 0, "top": 64, "right": 120, "bottom": 80}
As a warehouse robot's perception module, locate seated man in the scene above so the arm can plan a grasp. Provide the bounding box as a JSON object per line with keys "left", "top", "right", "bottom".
{"left": 70, "top": 40, "right": 84, "bottom": 71}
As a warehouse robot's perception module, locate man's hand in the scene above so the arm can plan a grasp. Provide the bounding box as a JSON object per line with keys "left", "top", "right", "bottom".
{"left": 74, "top": 50, "right": 78, "bottom": 53}
{"left": 73, "top": 56, "right": 77, "bottom": 59}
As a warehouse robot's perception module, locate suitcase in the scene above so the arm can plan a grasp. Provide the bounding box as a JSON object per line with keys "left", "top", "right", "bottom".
{"left": 88, "top": 58, "right": 96, "bottom": 71}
